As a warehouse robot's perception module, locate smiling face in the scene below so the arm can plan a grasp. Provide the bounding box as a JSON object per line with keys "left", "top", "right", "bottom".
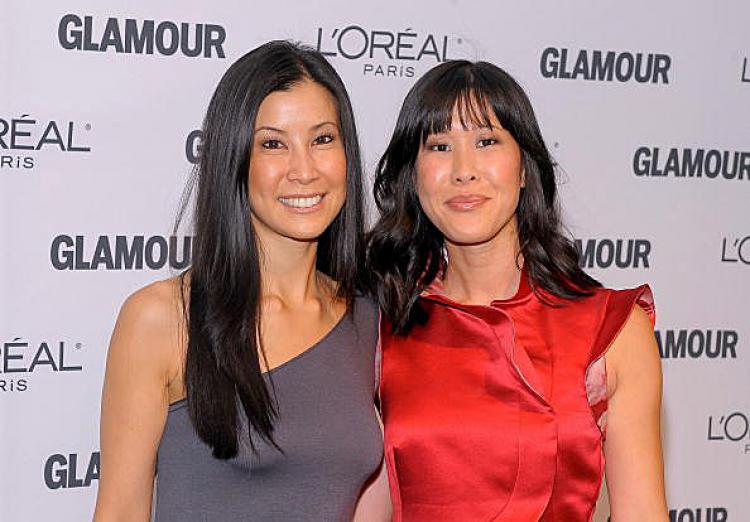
{"left": 415, "top": 103, "right": 524, "bottom": 248}
{"left": 248, "top": 79, "right": 347, "bottom": 244}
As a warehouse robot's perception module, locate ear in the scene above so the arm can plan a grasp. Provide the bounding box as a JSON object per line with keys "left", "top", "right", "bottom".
{"left": 520, "top": 167, "right": 526, "bottom": 188}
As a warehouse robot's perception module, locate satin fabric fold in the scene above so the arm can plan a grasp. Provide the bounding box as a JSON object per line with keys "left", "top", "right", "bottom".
{"left": 380, "top": 274, "right": 654, "bottom": 521}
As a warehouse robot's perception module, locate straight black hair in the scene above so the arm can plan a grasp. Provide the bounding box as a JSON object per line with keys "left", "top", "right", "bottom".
{"left": 367, "top": 60, "right": 600, "bottom": 333}
{"left": 176, "top": 40, "right": 365, "bottom": 459}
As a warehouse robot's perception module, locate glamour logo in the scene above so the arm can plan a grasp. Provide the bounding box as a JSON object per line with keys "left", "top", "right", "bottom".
{"left": 1, "top": 337, "right": 84, "bottom": 393}
{"left": 656, "top": 329, "right": 738, "bottom": 359}
{"left": 708, "top": 412, "right": 750, "bottom": 454}
{"left": 58, "top": 14, "right": 226, "bottom": 58}
{"left": 186, "top": 129, "right": 202, "bottom": 164}
{"left": 721, "top": 236, "right": 750, "bottom": 265}
{"left": 314, "top": 25, "right": 461, "bottom": 78}
{"left": 633, "top": 147, "right": 750, "bottom": 180}
{"left": 540, "top": 48, "right": 671, "bottom": 83}
{"left": 44, "top": 452, "right": 100, "bottom": 489}
{"left": 574, "top": 238, "right": 651, "bottom": 269}
{"left": 669, "top": 507, "right": 728, "bottom": 522}
{"left": 50, "top": 235, "right": 193, "bottom": 271}
{"left": 0, "top": 115, "right": 91, "bottom": 170}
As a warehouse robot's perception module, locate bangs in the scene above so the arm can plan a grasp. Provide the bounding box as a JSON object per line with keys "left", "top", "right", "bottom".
{"left": 418, "top": 73, "right": 497, "bottom": 143}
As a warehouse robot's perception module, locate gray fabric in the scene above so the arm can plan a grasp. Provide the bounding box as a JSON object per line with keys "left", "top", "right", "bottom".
{"left": 153, "top": 297, "right": 383, "bottom": 522}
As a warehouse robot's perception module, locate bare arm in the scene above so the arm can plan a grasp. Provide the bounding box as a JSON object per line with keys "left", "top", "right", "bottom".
{"left": 93, "top": 283, "right": 181, "bottom": 521}
{"left": 352, "top": 408, "right": 392, "bottom": 522}
{"left": 352, "top": 458, "right": 392, "bottom": 522}
{"left": 604, "top": 306, "right": 668, "bottom": 521}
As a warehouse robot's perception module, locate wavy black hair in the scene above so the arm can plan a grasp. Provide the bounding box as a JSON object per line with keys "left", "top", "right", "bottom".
{"left": 176, "top": 41, "right": 365, "bottom": 459}
{"left": 367, "top": 60, "right": 599, "bottom": 333}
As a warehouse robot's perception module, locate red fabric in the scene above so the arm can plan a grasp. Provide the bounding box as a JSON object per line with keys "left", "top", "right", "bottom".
{"left": 380, "top": 273, "right": 654, "bottom": 521}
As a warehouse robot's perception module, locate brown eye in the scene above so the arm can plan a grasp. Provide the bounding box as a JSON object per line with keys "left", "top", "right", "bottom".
{"left": 477, "top": 138, "right": 498, "bottom": 148}
{"left": 428, "top": 143, "right": 451, "bottom": 152}
{"left": 314, "top": 134, "right": 335, "bottom": 145}
{"left": 262, "top": 139, "right": 283, "bottom": 149}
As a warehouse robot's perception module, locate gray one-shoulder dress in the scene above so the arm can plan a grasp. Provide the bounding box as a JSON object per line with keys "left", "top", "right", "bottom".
{"left": 153, "top": 297, "right": 383, "bottom": 521}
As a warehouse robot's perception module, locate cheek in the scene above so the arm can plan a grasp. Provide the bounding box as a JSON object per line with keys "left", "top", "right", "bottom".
{"left": 247, "top": 157, "right": 283, "bottom": 202}
{"left": 415, "top": 167, "right": 444, "bottom": 221}
{"left": 416, "top": 153, "right": 445, "bottom": 184}
{"left": 320, "top": 149, "right": 348, "bottom": 190}
{"left": 483, "top": 153, "right": 523, "bottom": 193}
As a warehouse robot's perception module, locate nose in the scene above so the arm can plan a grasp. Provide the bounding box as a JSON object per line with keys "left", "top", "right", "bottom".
{"left": 287, "top": 145, "right": 318, "bottom": 184}
{"left": 452, "top": 146, "right": 478, "bottom": 185}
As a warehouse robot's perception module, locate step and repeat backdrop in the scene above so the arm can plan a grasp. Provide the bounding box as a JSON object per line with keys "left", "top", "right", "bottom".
{"left": 1, "top": 1, "right": 748, "bottom": 520}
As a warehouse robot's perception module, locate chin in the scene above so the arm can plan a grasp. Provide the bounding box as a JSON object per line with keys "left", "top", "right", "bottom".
{"left": 443, "top": 228, "right": 498, "bottom": 247}
{"left": 281, "top": 224, "right": 332, "bottom": 242}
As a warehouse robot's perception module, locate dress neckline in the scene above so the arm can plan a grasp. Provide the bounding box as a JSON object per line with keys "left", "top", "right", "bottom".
{"left": 422, "top": 267, "right": 533, "bottom": 307}
{"left": 167, "top": 303, "right": 351, "bottom": 411}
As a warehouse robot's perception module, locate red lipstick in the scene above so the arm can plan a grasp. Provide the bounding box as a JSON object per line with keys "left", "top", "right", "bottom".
{"left": 445, "top": 194, "right": 489, "bottom": 211}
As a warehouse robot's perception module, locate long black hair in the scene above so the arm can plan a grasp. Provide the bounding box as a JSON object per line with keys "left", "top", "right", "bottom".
{"left": 367, "top": 60, "right": 599, "bottom": 334}
{"left": 177, "top": 41, "right": 365, "bottom": 459}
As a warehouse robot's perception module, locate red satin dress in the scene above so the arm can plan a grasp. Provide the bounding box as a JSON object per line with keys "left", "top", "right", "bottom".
{"left": 379, "top": 273, "right": 654, "bottom": 521}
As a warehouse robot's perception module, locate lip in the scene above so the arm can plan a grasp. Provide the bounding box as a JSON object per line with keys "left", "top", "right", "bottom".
{"left": 277, "top": 192, "right": 326, "bottom": 214}
{"left": 445, "top": 194, "right": 490, "bottom": 211}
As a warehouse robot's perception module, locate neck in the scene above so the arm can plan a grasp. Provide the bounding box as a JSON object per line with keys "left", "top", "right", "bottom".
{"left": 254, "top": 223, "right": 331, "bottom": 309}
{"left": 442, "top": 220, "right": 523, "bottom": 305}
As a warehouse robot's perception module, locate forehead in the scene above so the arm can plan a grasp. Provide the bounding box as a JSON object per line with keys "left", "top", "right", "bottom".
{"left": 255, "top": 80, "right": 338, "bottom": 126}
{"left": 424, "top": 90, "right": 503, "bottom": 138}
{"left": 447, "top": 102, "right": 501, "bottom": 130}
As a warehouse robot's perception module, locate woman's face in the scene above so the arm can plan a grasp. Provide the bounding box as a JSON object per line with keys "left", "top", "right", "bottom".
{"left": 248, "top": 79, "right": 347, "bottom": 244}
{"left": 415, "top": 105, "right": 524, "bottom": 247}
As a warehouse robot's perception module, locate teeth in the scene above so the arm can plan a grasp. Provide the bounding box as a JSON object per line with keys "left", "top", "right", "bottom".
{"left": 278, "top": 195, "right": 323, "bottom": 208}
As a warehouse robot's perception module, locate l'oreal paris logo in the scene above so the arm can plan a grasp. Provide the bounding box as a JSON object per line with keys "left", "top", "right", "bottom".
{"left": 1, "top": 337, "right": 85, "bottom": 393}
{"left": 0, "top": 114, "right": 91, "bottom": 170}
{"left": 721, "top": 236, "right": 750, "bottom": 265}
{"left": 707, "top": 412, "right": 750, "bottom": 455}
{"left": 314, "top": 25, "right": 465, "bottom": 78}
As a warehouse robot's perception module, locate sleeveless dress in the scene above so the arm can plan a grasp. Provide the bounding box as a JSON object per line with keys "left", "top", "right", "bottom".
{"left": 154, "top": 297, "right": 383, "bottom": 522}
{"left": 379, "top": 273, "right": 654, "bottom": 521}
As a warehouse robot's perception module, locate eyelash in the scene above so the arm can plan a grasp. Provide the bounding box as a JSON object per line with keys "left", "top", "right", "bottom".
{"left": 261, "top": 139, "right": 283, "bottom": 150}
{"left": 426, "top": 138, "right": 498, "bottom": 151}
{"left": 260, "top": 134, "right": 336, "bottom": 149}
{"left": 314, "top": 133, "right": 335, "bottom": 145}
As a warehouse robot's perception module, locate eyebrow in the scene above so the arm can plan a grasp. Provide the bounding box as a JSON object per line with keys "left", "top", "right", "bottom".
{"left": 426, "top": 124, "right": 498, "bottom": 137}
{"left": 464, "top": 123, "right": 498, "bottom": 131}
{"left": 312, "top": 121, "right": 338, "bottom": 130}
{"left": 254, "top": 121, "right": 339, "bottom": 134}
{"left": 255, "top": 125, "right": 285, "bottom": 134}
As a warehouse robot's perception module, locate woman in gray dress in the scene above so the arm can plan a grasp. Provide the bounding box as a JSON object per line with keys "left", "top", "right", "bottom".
{"left": 93, "top": 41, "right": 390, "bottom": 521}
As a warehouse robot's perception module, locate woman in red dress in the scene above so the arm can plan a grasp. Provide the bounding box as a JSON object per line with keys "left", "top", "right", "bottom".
{"left": 367, "top": 61, "right": 668, "bottom": 521}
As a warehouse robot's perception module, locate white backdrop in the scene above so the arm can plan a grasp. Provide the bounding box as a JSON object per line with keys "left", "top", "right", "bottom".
{"left": 1, "top": 1, "right": 748, "bottom": 520}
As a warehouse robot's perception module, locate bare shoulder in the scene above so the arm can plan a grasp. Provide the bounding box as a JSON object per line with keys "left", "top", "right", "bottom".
{"left": 609, "top": 305, "right": 657, "bottom": 360}
{"left": 96, "top": 276, "right": 190, "bottom": 518}
{"left": 119, "top": 276, "right": 185, "bottom": 330}
{"left": 606, "top": 305, "right": 661, "bottom": 394}
{"left": 110, "top": 275, "right": 188, "bottom": 386}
